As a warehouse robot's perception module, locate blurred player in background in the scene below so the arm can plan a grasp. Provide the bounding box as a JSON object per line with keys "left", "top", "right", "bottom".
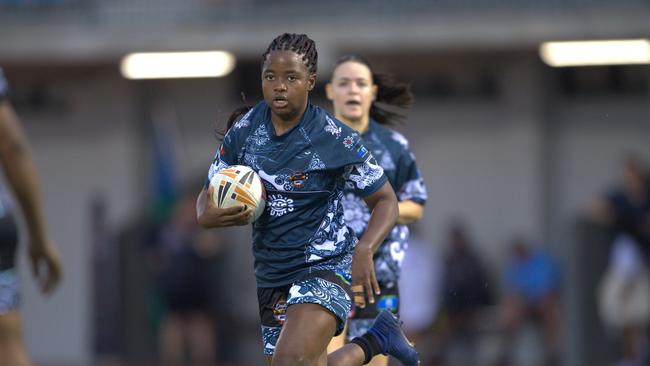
{"left": 325, "top": 54, "right": 427, "bottom": 366}
{"left": 0, "top": 67, "right": 63, "bottom": 366}
{"left": 197, "top": 33, "right": 419, "bottom": 366}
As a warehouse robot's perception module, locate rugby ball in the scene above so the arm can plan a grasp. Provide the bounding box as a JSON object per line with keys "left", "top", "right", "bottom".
{"left": 209, "top": 165, "right": 266, "bottom": 223}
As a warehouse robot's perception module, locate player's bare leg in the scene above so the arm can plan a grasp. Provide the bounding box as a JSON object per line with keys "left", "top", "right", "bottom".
{"left": 0, "top": 310, "right": 31, "bottom": 366}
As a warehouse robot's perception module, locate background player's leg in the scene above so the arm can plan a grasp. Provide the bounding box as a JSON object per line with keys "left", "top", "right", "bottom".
{"left": 327, "top": 321, "right": 347, "bottom": 353}
{"left": 187, "top": 311, "right": 216, "bottom": 364}
{"left": 0, "top": 310, "right": 31, "bottom": 366}
{"left": 159, "top": 314, "right": 184, "bottom": 365}
{"left": 327, "top": 343, "right": 366, "bottom": 365}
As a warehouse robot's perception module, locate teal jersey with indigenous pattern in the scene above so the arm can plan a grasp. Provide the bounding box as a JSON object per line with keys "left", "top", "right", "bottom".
{"left": 206, "top": 102, "right": 387, "bottom": 287}
{"left": 342, "top": 120, "right": 427, "bottom": 288}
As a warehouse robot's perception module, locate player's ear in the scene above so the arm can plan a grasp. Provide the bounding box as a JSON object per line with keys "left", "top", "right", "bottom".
{"left": 307, "top": 73, "right": 316, "bottom": 91}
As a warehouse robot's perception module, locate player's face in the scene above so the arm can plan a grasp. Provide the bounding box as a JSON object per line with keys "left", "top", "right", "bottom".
{"left": 262, "top": 50, "right": 315, "bottom": 125}
{"left": 326, "top": 61, "right": 376, "bottom": 123}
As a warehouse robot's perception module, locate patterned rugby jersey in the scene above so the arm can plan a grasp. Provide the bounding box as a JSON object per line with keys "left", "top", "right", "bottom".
{"left": 206, "top": 101, "right": 387, "bottom": 287}
{"left": 341, "top": 120, "right": 427, "bottom": 288}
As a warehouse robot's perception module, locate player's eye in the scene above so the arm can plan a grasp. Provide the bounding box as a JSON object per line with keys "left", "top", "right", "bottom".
{"left": 287, "top": 75, "right": 297, "bottom": 82}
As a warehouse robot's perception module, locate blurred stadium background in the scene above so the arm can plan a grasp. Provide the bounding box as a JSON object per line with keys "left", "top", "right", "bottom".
{"left": 1, "top": 1, "right": 650, "bottom": 365}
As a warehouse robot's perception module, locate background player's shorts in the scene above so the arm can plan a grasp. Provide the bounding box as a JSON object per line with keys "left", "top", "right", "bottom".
{"left": 347, "top": 282, "right": 399, "bottom": 340}
{"left": 0, "top": 212, "right": 19, "bottom": 314}
{"left": 257, "top": 270, "right": 352, "bottom": 355}
{"left": 0, "top": 269, "right": 19, "bottom": 314}
{"left": 0, "top": 212, "right": 18, "bottom": 271}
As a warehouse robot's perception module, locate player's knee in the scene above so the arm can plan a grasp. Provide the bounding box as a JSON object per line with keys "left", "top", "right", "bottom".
{"left": 0, "top": 311, "right": 22, "bottom": 341}
{"left": 272, "top": 348, "right": 317, "bottom": 366}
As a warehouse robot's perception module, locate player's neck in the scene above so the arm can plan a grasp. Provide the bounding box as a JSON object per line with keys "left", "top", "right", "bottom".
{"left": 271, "top": 118, "right": 300, "bottom": 136}
{"left": 271, "top": 109, "right": 305, "bottom": 136}
{"left": 338, "top": 114, "right": 369, "bottom": 134}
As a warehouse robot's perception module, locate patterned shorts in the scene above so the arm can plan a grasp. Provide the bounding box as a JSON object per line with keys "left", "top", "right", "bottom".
{"left": 257, "top": 270, "right": 352, "bottom": 355}
{"left": 347, "top": 282, "right": 399, "bottom": 340}
{"left": 0, "top": 269, "right": 20, "bottom": 315}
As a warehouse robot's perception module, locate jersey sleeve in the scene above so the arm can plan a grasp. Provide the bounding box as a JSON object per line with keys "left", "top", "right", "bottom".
{"left": 340, "top": 132, "right": 387, "bottom": 197}
{"left": 311, "top": 110, "right": 387, "bottom": 196}
{"left": 394, "top": 149, "right": 427, "bottom": 205}
{"left": 0, "top": 68, "right": 9, "bottom": 102}
{"left": 343, "top": 157, "right": 387, "bottom": 197}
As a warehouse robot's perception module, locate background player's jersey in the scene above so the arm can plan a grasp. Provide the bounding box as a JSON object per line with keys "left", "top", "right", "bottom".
{"left": 207, "top": 102, "right": 387, "bottom": 287}
{"left": 342, "top": 120, "right": 427, "bottom": 288}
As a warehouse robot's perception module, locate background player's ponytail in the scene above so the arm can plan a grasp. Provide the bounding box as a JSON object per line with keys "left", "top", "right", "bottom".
{"left": 334, "top": 55, "right": 413, "bottom": 125}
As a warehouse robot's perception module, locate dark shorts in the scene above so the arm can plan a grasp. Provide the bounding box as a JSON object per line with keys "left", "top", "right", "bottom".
{"left": 347, "top": 282, "right": 399, "bottom": 340}
{"left": 257, "top": 270, "right": 352, "bottom": 355}
{"left": 0, "top": 213, "right": 19, "bottom": 314}
{"left": 0, "top": 213, "right": 18, "bottom": 271}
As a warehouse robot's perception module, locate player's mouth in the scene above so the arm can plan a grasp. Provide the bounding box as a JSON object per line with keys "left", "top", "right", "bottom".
{"left": 273, "top": 96, "right": 289, "bottom": 108}
{"left": 345, "top": 99, "right": 361, "bottom": 107}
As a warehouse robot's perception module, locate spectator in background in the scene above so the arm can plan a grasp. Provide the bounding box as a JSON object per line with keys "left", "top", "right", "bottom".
{"left": 588, "top": 154, "right": 650, "bottom": 366}
{"left": 149, "top": 188, "right": 224, "bottom": 366}
{"left": 439, "top": 221, "right": 492, "bottom": 366}
{"left": 398, "top": 225, "right": 442, "bottom": 366}
{"left": 498, "top": 237, "right": 561, "bottom": 366}
{"left": 598, "top": 234, "right": 650, "bottom": 366}
{"left": 588, "top": 154, "right": 650, "bottom": 260}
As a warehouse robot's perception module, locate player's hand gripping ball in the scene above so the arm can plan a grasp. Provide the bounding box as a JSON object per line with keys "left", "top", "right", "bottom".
{"left": 210, "top": 165, "right": 266, "bottom": 223}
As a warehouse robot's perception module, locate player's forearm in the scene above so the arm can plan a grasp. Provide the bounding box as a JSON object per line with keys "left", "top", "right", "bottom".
{"left": 396, "top": 200, "right": 424, "bottom": 225}
{"left": 0, "top": 103, "right": 49, "bottom": 245}
{"left": 196, "top": 188, "right": 214, "bottom": 228}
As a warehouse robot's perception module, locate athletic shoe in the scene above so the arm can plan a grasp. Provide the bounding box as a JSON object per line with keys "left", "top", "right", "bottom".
{"left": 368, "top": 310, "right": 419, "bottom": 366}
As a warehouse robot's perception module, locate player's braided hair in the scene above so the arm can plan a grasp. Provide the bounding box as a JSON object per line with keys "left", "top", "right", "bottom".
{"left": 262, "top": 33, "right": 318, "bottom": 75}
{"left": 334, "top": 54, "right": 413, "bottom": 125}
{"left": 217, "top": 34, "right": 318, "bottom": 139}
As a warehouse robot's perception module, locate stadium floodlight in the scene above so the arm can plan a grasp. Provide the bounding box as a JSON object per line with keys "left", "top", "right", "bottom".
{"left": 120, "top": 51, "right": 236, "bottom": 79}
{"left": 539, "top": 39, "right": 650, "bottom": 67}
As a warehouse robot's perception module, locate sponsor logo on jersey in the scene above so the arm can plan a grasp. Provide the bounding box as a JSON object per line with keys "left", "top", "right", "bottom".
{"left": 272, "top": 299, "right": 287, "bottom": 324}
{"left": 289, "top": 171, "right": 307, "bottom": 189}
{"left": 356, "top": 145, "right": 369, "bottom": 160}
